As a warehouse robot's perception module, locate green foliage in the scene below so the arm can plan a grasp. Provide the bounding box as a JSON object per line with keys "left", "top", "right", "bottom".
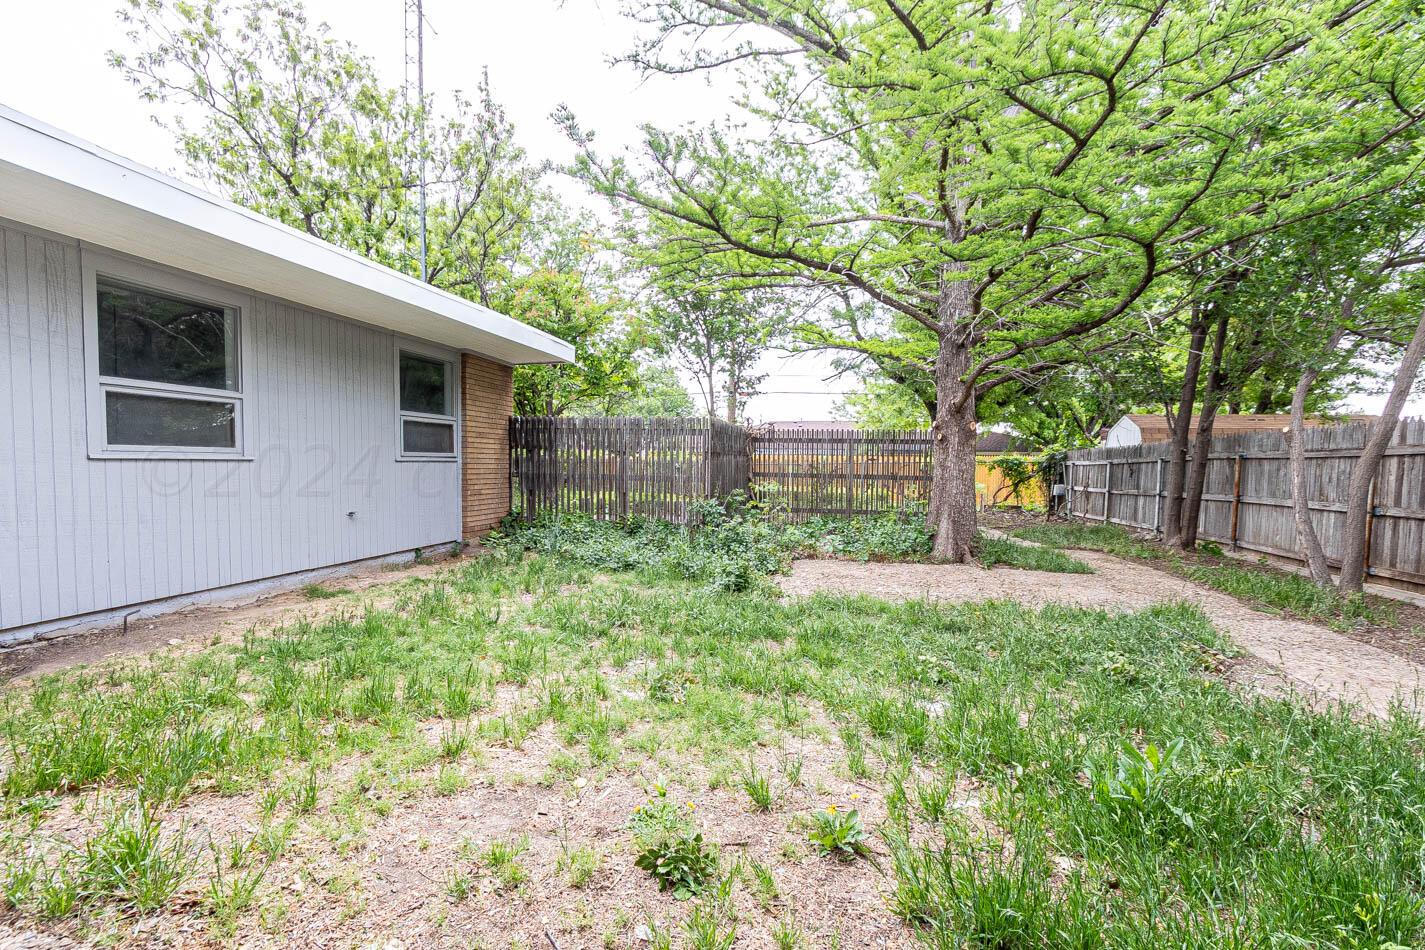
{"left": 807, "top": 806, "right": 869, "bottom": 861}
{"left": 112, "top": 0, "right": 645, "bottom": 418}
{"left": 1088, "top": 738, "right": 1194, "bottom": 830}
{"left": 1010, "top": 522, "right": 1165, "bottom": 560}
{"left": 629, "top": 785, "right": 695, "bottom": 849}
{"left": 568, "top": 0, "right": 1425, "bottom": 553}
{"left": 837, "top": 378, "right": 931, "bottom": 430}
{"left": 779, "top": 512, "right": 932, "bottom": 562}
{"left": 635, "top": 832, "right": 718, "bottom": 900}
{"left": 574, "top": 362, "right": 698, "bottom": 418}
{"left": 1018, "top": 520, "right": 1397, "bottom": 627}
{"left": 506, "top": 265, "right": 643, "bottom": 417}
{"left": 80, "top": 803, "right": 195, "bottom": 910}
{"left": 1182, "top": 563, "right": 1392, "bottom": 629}
{"left": 643, "top": 285, "right": 786, "bottom": 423}
{"left": 974, "top": 535, "right": 1093, "bottom": 574}
{"left": 739, "top": 761, "right": 774, "bottom": 811}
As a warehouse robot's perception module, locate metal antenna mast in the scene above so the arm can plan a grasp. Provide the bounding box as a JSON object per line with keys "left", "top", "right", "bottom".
{"left": 403, "top": 0, "right": 428, "bottom": 281}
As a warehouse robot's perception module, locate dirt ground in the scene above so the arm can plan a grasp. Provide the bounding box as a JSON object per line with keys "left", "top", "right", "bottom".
{"left": 0, "top": 555, "right": 461, "bottom": 683}
{"left": 778, "top": 552, "right": 1425, "bottom": 720}
{"left": 5, "top": 537, "right": 1424, "bottom": 947}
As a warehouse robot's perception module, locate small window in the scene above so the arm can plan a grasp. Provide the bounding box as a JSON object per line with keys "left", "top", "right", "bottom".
{"left": 87, "top": 267, "right": 246, "bottom": 457}
{"left": 397, "top": 348, "right": 456, "bottom": 459}
{"left": 399, "top": 352, "right": 449, "bottom": 415}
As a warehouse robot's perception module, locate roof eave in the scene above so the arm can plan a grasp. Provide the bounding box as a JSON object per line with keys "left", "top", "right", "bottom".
{"left": 0, "top": 104, "right": 574, "bottom": 366}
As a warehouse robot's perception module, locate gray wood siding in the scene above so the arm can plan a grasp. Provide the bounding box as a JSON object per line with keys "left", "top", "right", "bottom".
{"left": 0, "top": 222, "right": 461, "bottom": 631}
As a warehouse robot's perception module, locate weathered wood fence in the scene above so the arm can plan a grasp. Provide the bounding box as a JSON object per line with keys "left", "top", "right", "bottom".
{"left": 509, "top": 417, "right": 746, "bottom": 523}
{"left": 510, "top": 419, "right": 1042, "bottom": 522}
{"left": 1064, "top": 417, "right": 1425, "bottom": 591}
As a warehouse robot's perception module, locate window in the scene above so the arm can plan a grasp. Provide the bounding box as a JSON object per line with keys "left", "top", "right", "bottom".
{"left": 84, "top": 257, "right": 247, "bottom": 459}
{"left": 97, "top": 280, "right": 237, "bottom": 390}
{"left": 397, "top": 349, "right": 456, "bottom": 459}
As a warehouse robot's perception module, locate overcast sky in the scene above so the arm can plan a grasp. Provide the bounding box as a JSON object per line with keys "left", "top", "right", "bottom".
{"left": 1, "top": 0, "right": 1417, "bottom": 422}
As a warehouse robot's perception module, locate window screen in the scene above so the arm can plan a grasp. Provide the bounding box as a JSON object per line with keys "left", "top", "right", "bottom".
{"left": 105, "top": 392, "right": 237, "bottom": 448}
{"left": 402, "top": 419, "right": 456, "bottom": 455}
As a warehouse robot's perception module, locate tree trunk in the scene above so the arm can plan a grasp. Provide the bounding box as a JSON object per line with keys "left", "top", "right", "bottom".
{"left": 1162, "top": 310, "right": 1210, "bottom": 546}
{"left": 927, "top": 330, "right": 978, "bottom": 562}
{"left": 1286, "top": 328, "right": 1342, "bottom": 586}
{"left": 1178, "top": 307, "right": 1229, "bottom": 550}
{"left": 1338, "top": 307, "right": 1425, "bottom": 593}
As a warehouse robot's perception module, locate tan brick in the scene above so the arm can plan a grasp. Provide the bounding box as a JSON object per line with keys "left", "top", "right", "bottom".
{"left": 460, "top": 353, "right": 514, "bottom": 540}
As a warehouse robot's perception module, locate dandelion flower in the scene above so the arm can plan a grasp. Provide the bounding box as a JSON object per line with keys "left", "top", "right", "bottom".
{"left": 826, "top": 805, "right": 838, "bottom": 814}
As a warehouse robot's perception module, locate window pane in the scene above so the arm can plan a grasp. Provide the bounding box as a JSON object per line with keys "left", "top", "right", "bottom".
{"left": 399, "top": 353, "right": 448, "bottom": 415}
{"left": 97, "top": 279, "right": 236, "bottom": 390}
{"left": 402, "top": 419, "right": 455, "bottom": 454}
{"left": 106, "top": 392, "right": 236, "bottom": 448}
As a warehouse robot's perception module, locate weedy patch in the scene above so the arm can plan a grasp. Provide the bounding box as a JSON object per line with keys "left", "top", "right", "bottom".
{"left": 1, "top": 525, "right": 1423, "bottom": 947}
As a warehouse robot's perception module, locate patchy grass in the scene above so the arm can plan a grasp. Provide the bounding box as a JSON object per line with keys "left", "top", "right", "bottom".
{"left": 975, "top": 533, "right": 1094, "bottom": 573}
{"left": 301, "top": 583, "right": 352, "bottom": 600}
{"left": 1, "top": 538, "right": 1423, "bottom": 946}
{"left": 1181, "top": 562, "right": 1393, "bottom": 629}
{"left": 1010, "top": 521, "right": 1168, "bottom": 560}
{"left": 1013, "top": 520, "right": 1401, "bottom": 630}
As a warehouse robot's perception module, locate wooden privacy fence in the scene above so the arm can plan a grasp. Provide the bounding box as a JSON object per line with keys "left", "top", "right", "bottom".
{"left": 509, "top": 417, "right": 747, "bottom": 523}
{"left": 1064, "top": 417, "right": 1425, "bottom": 592}
{"left": 510, "top": 418, "right": 1043, "bottom": 523}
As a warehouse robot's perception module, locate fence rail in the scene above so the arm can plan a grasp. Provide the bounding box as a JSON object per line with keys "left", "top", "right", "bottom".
{"left": 1064, "top": 417, "right": 1425, "bottom": 592}
{"left": 510, "top": 417, "right": 742, "bottom": 523}
{"left": 510, "top": 419, "right": 1043, "bottom": 523}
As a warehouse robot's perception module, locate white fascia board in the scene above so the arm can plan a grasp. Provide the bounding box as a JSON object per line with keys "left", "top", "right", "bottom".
{"left": 0, "top": 104, "right": 573, "bottom": 365}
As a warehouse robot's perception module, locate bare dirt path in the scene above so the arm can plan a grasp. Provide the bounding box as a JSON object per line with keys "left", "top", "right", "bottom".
{"left": 778, "top": 553, "right": 1425, "bottom": 719}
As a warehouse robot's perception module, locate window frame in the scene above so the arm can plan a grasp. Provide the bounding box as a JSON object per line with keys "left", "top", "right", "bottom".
{"left": 394, "top": 339, "right": 459, "bottom": 462}
{"left": 81, "top": 250, "right": 252, "bottom": 460}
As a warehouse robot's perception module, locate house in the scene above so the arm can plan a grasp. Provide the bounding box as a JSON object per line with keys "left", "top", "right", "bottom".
{"left": 0, "top": 106, "right": 573, "bottom": 642}
{"left": 758, "top": 421, "right": 1043, "bottom": 506}
{"left": 1101, "top": 413, "right": 1380, "bottom": 447}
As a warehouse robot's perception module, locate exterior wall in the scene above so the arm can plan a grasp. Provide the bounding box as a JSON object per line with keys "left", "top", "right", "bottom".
{"left": 461, "top": 353, "right": 514, "bottom": 538}
{"left": 0, "top": 220, "right": 463, "bottom": 632}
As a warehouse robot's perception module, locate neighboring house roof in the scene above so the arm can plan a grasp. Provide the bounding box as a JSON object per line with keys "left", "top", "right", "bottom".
{"left": 1116, "top": 413, "right": 1380, "bottom": 443}
{"left": 763, "top": 420, "right": 856, "bottom": 431}
{"left": 0, "top": 105, "right": 573, "bottom": 365}
{"left": 764, "top": 421, "right": 1035, "bottom": 454}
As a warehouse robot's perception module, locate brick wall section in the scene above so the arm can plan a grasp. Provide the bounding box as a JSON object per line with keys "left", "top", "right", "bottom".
{"left": 461, "top": 353, "right": 514, "bottom": 540}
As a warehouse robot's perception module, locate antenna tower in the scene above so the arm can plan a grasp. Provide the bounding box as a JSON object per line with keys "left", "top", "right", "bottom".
{"left": 403, "top": 0, "right": 428, "bottom": 281}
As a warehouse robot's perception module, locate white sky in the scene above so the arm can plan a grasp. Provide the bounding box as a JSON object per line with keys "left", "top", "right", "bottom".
{"left": 0, "top": 0, "right": 1416, "bottom": 422}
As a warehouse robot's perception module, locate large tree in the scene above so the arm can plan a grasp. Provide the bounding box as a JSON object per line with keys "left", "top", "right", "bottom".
{"left": 566, "top": 0, "right": 1423, "bottom": 560}
{"left": 644, "top": 287, "right": 785, "bottom": 422}
{"left": 111, "top": 0, "right": 653, "bottom": 414}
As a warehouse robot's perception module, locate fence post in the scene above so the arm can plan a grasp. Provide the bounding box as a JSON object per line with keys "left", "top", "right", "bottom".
{"left": 1364, "top": 473, "right": 1379, "bottom": 578}
{"left": 1229, "top": 453, "right": 1244, "bottom": 550}
{"left": 1153, "top": 457, "right": 1164, "bottom": 536}
{"left": 1103, "top": 460, "right": 1113, "bottom": 524}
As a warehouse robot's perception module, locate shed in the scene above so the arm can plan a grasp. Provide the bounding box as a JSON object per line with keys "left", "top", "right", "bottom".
{"left": 1101, "top": 413, "right": 1379, "bottom": 448}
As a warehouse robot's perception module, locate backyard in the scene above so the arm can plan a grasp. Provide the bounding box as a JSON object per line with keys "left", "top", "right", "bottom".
{"left": 1, "top": 510, "right": 1424, "bottom": 948}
